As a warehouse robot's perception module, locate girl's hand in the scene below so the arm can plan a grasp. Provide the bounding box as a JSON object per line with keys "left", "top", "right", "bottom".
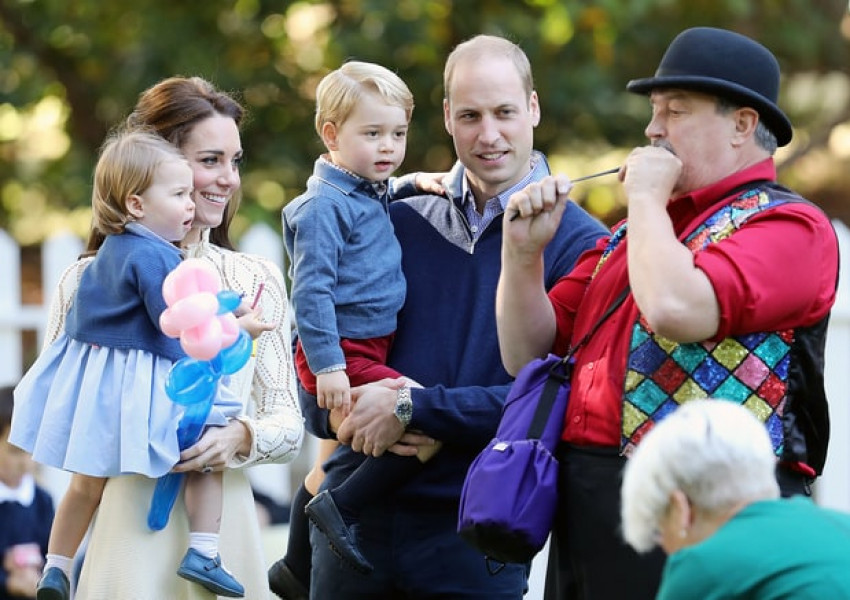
{"left": 236, "top": 302, "right": 276, "bottom": 340}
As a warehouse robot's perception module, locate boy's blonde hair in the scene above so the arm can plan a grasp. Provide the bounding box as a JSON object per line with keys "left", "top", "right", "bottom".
{"left": 91, "top": 128, "right": 187, "bottom": 237}
{"left": 314, "top": 61, "right": 414, "bottom": 136}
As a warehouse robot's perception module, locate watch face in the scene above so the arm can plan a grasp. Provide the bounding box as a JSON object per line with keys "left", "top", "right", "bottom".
{"left": 395, "top": 388, "right": 413, "bottom": 426}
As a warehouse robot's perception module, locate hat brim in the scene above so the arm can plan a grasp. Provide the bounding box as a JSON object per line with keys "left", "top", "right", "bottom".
{"left": 627, "top": 75, "right": 792, "bottom": 147}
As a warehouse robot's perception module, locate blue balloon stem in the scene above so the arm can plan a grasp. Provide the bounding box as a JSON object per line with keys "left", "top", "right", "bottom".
{"left": 147, "top": 472, "right": 185, "bottom": 530}
{"left": 147, "top": 384, "right": 215, "bottom": 531}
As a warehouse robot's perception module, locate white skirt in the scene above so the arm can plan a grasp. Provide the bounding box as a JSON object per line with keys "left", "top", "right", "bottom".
{"left": 76, "top": 470, "right": 273, "bottom": 599}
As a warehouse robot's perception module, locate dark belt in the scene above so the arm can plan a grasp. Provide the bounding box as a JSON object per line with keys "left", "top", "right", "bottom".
{"left": 556, "top": 442, "right": 621, "bottom": 459}
{"left": 776, "top": 463, "right": 813, "bottom": 497}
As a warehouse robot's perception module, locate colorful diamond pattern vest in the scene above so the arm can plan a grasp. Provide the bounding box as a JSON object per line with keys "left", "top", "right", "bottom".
{"left": 619, "top": 187, "right": 791, "bottom": 456}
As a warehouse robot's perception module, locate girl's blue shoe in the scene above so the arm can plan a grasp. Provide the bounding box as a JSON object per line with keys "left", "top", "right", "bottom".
{"left": 177, "top": 548, "right": 245, "bottom": 597}
{"left": 36, "top": 567, "right": 70, "bottom": 600}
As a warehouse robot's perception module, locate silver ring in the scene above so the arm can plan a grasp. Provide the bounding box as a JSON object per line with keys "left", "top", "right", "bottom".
{"left": 201, "top": 465, "right": 213, "bottom": 474}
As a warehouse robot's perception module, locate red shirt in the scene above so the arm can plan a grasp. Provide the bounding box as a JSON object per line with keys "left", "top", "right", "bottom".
{"left": 550, "top": 159, "right": 839, "bottom": 446}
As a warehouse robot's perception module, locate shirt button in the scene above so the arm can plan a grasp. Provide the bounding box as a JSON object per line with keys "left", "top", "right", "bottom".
{"left": 471, "top": 225, "right": 479, "bottom": 233}
{"left": 587, "top": 362, "right": 594, "bottom": 370}
{"left": 573, "top": 415, "right": 581, "bottom": 424}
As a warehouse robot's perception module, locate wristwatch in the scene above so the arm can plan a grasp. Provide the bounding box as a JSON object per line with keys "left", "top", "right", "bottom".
{"left": 394, "top": 386, "right": 413, "bottom": 427}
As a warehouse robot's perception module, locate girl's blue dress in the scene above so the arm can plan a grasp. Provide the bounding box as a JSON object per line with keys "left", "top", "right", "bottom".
{"left": 9, "top": 224, "right": 241, "bottom": 478}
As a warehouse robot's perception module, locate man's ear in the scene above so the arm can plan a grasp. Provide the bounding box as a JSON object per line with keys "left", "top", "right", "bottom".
{"left": 320, "top": 121, "right": 339, "bottom": 151}
{"left": 443, "top": 98, "right": 453, "bottom": 136}
{"left": 528, "top": 90, "right": 541, "bottom": 128}
{"left": 126, "top": 194, "right": 144, "bottom": 220}
{"left": 732, "top": 107, "right": 759, "bottom": 146}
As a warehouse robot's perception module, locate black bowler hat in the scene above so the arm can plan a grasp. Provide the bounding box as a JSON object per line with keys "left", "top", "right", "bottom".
{"left": 627, "top": 27, "right": 793, "bottom": 147}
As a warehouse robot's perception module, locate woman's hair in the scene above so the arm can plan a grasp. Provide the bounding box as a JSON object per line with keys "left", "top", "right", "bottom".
{"left": 443, "top": 34, "right": 534, "bottom": 103}
{"left": 314, "top": 61, "right": 414, "bottom": 137}
{"left": 90, "top": 129, "right": 187, "bottom": 238}
{"left": 86, "top": 77, "right": 244, "bottom": 254}
{"left": 620, "top": 399, "right": 780, "bottom": 553}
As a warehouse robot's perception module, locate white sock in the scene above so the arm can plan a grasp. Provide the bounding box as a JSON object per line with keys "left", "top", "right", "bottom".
{"left": 44, "top": 554, "right": 73, "bottom": 578}
{"left": 188, "top": 532, "right": 219, "bottom": 558}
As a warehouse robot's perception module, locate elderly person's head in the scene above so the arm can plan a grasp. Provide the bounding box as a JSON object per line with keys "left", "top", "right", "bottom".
{"left": 621, "top": 400, "right": 779, "bottom": 555}
{"left": 626, "top": 27, "right": 791, "bottom": 195}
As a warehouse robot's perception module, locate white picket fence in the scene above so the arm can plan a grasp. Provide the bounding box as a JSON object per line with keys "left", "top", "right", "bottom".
{"left": 2, "top": 221, "right": 850, "bottom": 514}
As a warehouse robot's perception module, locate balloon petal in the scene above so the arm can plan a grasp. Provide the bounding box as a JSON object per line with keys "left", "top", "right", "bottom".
{"left": 162, "top": 258, "right": 222, "bottom": 304}
{"left": 184, "top": 258, "right": 222, "bottom": 295}
{"left": 162, "top": 271, "right": 179, "bottom": 307}
{"left": 165, "top": 358, "right": 218, "bottom": 406}
{"left": 181, "top": 318, "right": 224, "bottom": 361}
{"left": 218, "top": 329, "right": 252, "bottom": 375}
{"left": 168, "top": 293, "right": 218, "bottom": 331}
{"left": 216, "top": 290, "right": 242, "bottom": 315}
{"left": 218, "top": 313, "right": 239, "bottom": 347}
{"left": 159, "top": 309, "right": 182, "bottom": 338}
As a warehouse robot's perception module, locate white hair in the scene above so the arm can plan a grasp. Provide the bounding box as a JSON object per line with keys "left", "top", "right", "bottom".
{"left": 620, "top": 400, "right": 780, "bottom": 552}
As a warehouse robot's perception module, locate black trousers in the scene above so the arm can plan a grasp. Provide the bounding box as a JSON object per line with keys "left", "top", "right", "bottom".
{"left": 544, "top": 444, "right": 665, "bottom": 600}
{"left": 776, "top": 463, "right": 814, "bottom": 497}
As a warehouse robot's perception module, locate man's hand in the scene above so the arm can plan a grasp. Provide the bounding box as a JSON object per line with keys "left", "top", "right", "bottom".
{"left": 503, "top": 175, "right": 573, "bottom": 261}
{"left": 622, "top": 145, "right": 682, "bottom": 209}
{"left": 337, "top": 382, "right": 403, "bottom": 457}
{"left": 389, "top": 430, "right": 439, "bottom": 458}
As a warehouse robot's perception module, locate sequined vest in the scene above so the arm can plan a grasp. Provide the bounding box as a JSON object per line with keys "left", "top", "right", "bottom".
{"left": 608, "top": 183, "right": 831, "bottom": 474}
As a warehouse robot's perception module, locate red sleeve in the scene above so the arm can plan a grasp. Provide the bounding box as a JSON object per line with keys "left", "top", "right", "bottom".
{"left": 549, "top": 241, "right": 606, "bottom": 355}
{"left": 695, "top": 203, "right": 838, "bottom": 339}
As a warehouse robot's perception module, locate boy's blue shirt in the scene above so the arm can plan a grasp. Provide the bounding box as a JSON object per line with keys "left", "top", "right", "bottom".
{"left": 283, "top": 157, "right": 406, "bottom": 374}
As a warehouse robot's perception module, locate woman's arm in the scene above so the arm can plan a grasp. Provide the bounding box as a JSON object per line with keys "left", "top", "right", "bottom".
{"left": 44, "top": 258, "right": 93, "bottom": 347}
{"left": 205, "top": 246, "right": 304, "bottom": 468}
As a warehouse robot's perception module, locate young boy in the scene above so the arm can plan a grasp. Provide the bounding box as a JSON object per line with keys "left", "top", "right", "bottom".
{"left": 0, "top": 385, "right": 53, "bottom": 600}
{"left": 277, "top": 61, "right": 439, "bottom": 585}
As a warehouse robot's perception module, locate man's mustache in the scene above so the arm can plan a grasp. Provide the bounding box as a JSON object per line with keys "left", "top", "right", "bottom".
{"left": 652, "top": 140, "right": 677, "bottom": 156}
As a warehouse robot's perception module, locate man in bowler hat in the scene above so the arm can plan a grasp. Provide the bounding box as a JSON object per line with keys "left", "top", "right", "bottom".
{"left": 496, "top": 27, "right": 839, "bottom": 599}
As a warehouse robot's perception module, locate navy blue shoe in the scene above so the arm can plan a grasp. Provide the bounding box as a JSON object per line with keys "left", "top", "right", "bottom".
{"left": 36, "top": 567, "right": 70, "bottom": 600}
{"left": 304, "top": 490, "right": 373, "bottom": 573}
{"left": 268, "top": 559, "right": 308, "bottom": 600}
{"left": 177, "top": 548, "right": 245, "bottom": 597}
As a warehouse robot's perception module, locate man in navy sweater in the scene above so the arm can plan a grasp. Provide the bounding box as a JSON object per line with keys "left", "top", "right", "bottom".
{"left": 300, "top": 34, "right": 608, "bottom": 599}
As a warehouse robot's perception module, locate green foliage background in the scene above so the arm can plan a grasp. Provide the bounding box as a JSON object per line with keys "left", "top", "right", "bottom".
{"left": 2, "top": 0, "right": 849, "bottom": 245}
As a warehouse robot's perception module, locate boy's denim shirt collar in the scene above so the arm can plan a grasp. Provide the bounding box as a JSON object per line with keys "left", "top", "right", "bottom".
{"left": 318, "top": 156, "right": 388, "bottom": 200}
